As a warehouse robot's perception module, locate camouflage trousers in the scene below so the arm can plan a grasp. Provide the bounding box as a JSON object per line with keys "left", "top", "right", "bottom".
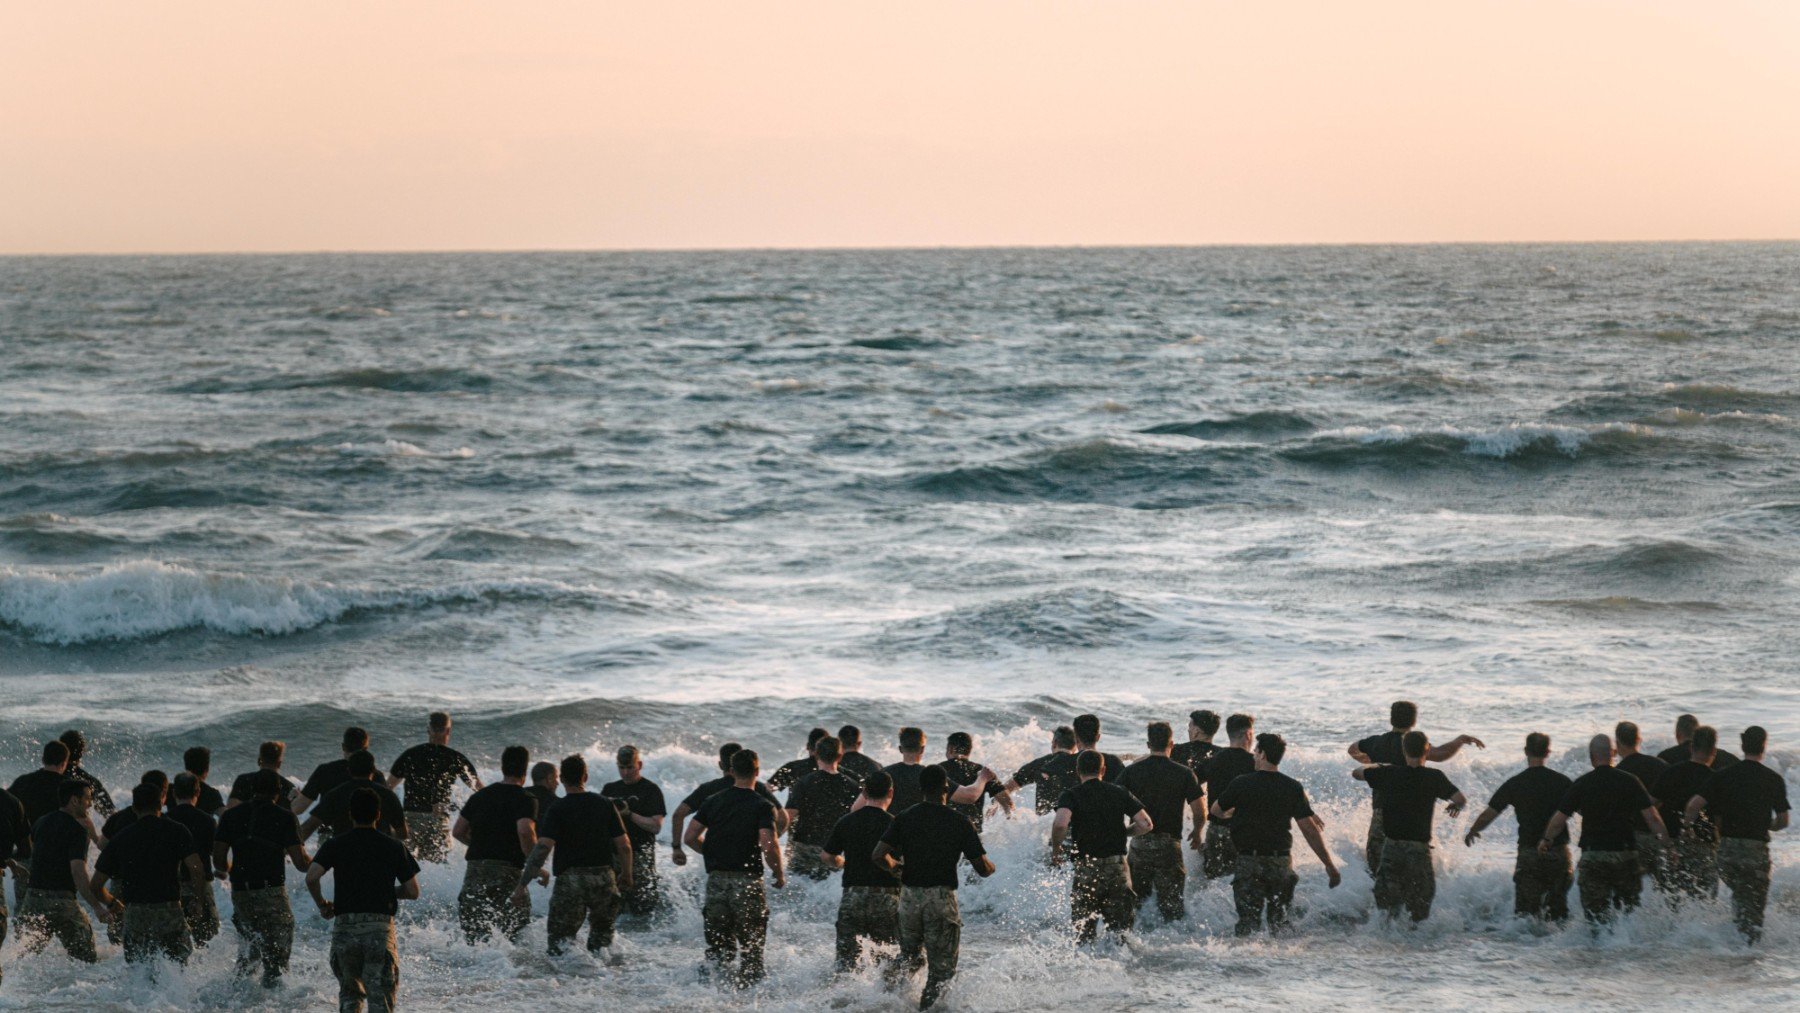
{"left": 232, "top": 886, "right": 295, "bottom": 984}
{"left": 459, "top": 859, "right": 529, "bottom": 943}
{"left": 121, "top": 902, "right": 194, "bottom": 967}
{"left": 1373, "top": 839, "right": 1436, "bottom": 922}
{"left": 1128, "top": 834, "right": 1187, "bottom": 921}
{"left": 330, "top": 913, "right": 398, "bottom": 1013}
{"left": 1666, "top": 839, "right": 1719, "bottom": 901}
{"left": 1513, "top": 845, "right": 1571, "bottom": 921}
{"left": 1231, "top": 853, "right": 1299, "bottom": 935}
{"left": 787, "top": 841, "right": 833, "bottom": 881}
{"left": 1202, "top": 821, "right": 1239, "bottom": 880}
{"left": 703, "top": 871, "right": 769, "bottom": 987}
{"left": 622, "top": 843, "right": 660, "bottom": 916}
{"left": 405, "top": 811, "right": 451, "bottom": 864}
{"left": 835, "top": 884, "right": 899, "bottom": 971}
{"left": 1071, "top": 855, "right": 1136, "bottom": 942}
{"left": 1718, "top": 837, "right": 1772, "bottom": 943}
{"left": 1577, "top": 850, "right": 1642, "bottom": 924}
{"left": 181, "top": 877, "right": 220, "bottom": 945}
{"left": 1635, "top": 830, "right": 1669, "bottom": 890}
{"left": 1364, "top": 808, "right": 1387, "bottom": 876}
{"left": 547, "top": 867, "right": 620, "bottom": 954}
{"left": 17, "top": 889, "right": 98, "bottom": 963}
{"left": 898, "top": 885, "right": 961, "bottom": 1010}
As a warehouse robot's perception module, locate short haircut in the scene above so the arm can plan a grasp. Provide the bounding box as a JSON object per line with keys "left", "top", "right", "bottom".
{"left": 946, "top": 732, "right": 973, "bottom": 757}
{"left": 1147, "top": 722, "right": 1173, "bottom": 752}
{"left": 1192, "top": 710, "right": 1221, "bottom": 735}
{"left": 807, "top": 727, "right": 829, "bottom": 749}
{"left": 348, "top": 786, "right": 381, "bottom": 825}
{"left": 429, "top": 711, "right": 451, "bottom": 731}
{"left": 718, "top": 742, "right": 743, "bottom": 770}
{"left": 42, "top": 740, "right": 69, "bottom": 766}
{"left": 1525, "top": 732, "right": 1551, "bottom": 758}
{"left": 532, "top": 760, "right": 558, "bottom": 785}
{"left": 251, "top": 768, "right": 283, "bottom": 798}
{"left": 1691, "top": 725, "right": 1718, "bottom": 756}
{"left": 59, "top": 730, "right": 86, "bottom": 761}
{"left": 132, "top": 781, "right": 164, "bottom": 811}
{"left": 918, "top": 763, "right": 949, "bottom": 797}
{"left": 58, "top": 779, "right": 91, "bottom": 805}
{"left": 730, "top": 748, "right": 759, "bottom": 780}
{"left": 173, "top": 771, "right": 200, "bottom": 802}
{"left": 141, "top": 769, "right": 169, "bottom": 791}
{"left": 1675, "top": 714, "right": 1699, "bottom": 737}
{"left": 501, "top": 745, "right": 530, "bottom": 779}
{"left": 838, "top": 725, "right": 862, "bottom": 749}
{"left": 347, "top": 750, "right": 376, "bottom": 778}
{"left": 1401, "top": 731, "right": 1429, "bottom": 759}
{"left": 1226, "top": 713, "right": 1255, "bottom": 738}
{"left": 616, "top": 745, "right": 641, "bottom": 767}
{"left": 899, "top": 727, "right": 925, "bottom": 753}
{"left": 1076, "top": 749, "right": 1105, "bottom": 777}
{"left": 184, "top": 746, "right": 211, "bottom": 776}
{"left": 1742, "top": 726, "right": 1768, "bottom": 756}
{"left": 1255, "top": 733, "right": 1287, "bottom": 766}
{"left": 343, "top": 727, "right": 369, "bottom": 752}
{"left": 1614, "top": 722, "right": 1641, "bottom": 748}
{"left": 1589, "top": 734, "right": 1613, "bottom": 762}
{"left": 862, "top": 770, "right": 893, "bottom": 800}
{"left": 1390, "top": 701, "right": 1418, "bottom": 730}
{"left": 1073, "top": 714, "right": 1101, "bottom": 744}
{"left": 561, "top": 754, "right": 587, "bottom": 787}
{"left": 259, "top": 741, "right": 285, "bottom": 766}
{"left": 815, "top": 736, "right": 843, "bottom": 764}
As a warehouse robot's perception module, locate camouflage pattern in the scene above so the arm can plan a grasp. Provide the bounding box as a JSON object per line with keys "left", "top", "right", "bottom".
{"left": 1717, "top": 837, "right": 1772, "bottom": 942}
{"left": 834, "top": 884, "right": 900, "bottom": 971}
{"left": 1363, "top": 807, "right": 1387, "bottom": 876}
{"left": 1231, "top": 853, "right": 1299, "bottom": 935}
{"left": 1373, "top": 838, "right": 1435, "bottom": 921}
{"left": 458, "top": 859, "right": 530, "bottom": 943}
{"left": 1634, "top": 830, "right": 1670, "bottom": 891}
{"left": 405, "top": 811, "right": 451, "bottom": 864}
{"left": 180, "top": 877, "right": 220, "bottom": 945}
{"left": 1201, "top": 820, "right": 1238, "bottom": 880}
{"left": 1576, "top": 849, "right": 1642, "bottom": 923}
{"left": 121, "top": 901, "right": 194, "bottom": 966}
{"left": 1666, "top": 838, "right": 1719, "bottom": 900}
{"left": 622, "top": 843, "right": 660, "bottom": 917}
{"left": 898, "top": 885, "right": 961, "bottom": 1010}
{"left": 787, "top": 841, "right": 832, "bottom": 881}
{"left": 547, "top": 866, "right": 620, "bottom": 954}
{"left": 1128, "top": 833, "right": 1187, "bottom": 921}
{"left": 1071, "top": 855, "right": 1136, "bottom": 941}
{"left": 1512, "top": 845, "right": 1571, "bottom": 921}
{"left": 330, "top": 912, "right": 398, "bottom": 1013}
{"left": 702, "top": 870, "right": 769, "bottom": 987}
{"left": 17, "top": 889, "right": 98, "bottom": 963}
{"left": 231, "top": 885, "right": 295, "bottom": 984}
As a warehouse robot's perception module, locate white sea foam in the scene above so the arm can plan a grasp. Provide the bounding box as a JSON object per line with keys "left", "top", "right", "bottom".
{"left": 1330, "top": 422, "right": 1650, "bottom": 458}
{"left": 330, "top": 439, "right": 475, "bottom": 458}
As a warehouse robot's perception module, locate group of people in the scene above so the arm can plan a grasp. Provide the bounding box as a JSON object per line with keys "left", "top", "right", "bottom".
{"left": 0, "top": 705, "right": 1789, "bottom": 1011}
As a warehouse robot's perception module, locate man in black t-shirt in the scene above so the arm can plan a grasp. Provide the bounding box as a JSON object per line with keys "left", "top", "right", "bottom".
{"left": 1651, "top": 725, "right": 1724, "bottom": 899}
{"left": 18, "top": 780, "right": 113, "bottom": 964}
{"left": 294, "top": 727, "right": 386, "bottom": 829}
{"left": 1071, "top": 714, "right": 1127, "bottom": 785}
{"left": 1464, "top": 732, "right": 1574, "bottom": 921}
{"left": 227, "top": 741, "right": 297, "bottom": 812}
{"left": 102, "top": 770, "right": 168, "bottom": 844}
{"left": 875, "top": 764, "right": 994, "bottom": 1011}
{"left": 93, "top": 781, "right": 205, "bottom": 970}
{"left": 1052, "top": 751, "right": 1152, "bottom": 942}
{"left": 8, "top": 740, "right": 80, "bottom": 910}
{"left": 1170, "top": 709, "right": 1221, "bottom": 773}
{"left": 173, "top": 746, "right": 226, "bottom": 816}
{"left": 883, "top": 727, "right": 931, "bottom": 815}
{"left": 1355, "top": 731, "right": 1466, "bottom": 922}
{"left": 527, "top": 761, "right": 560, "bottom": 817}
{"left": 1120, "top": 721, "right": 1205, "bottom": 921}
{"left": 1004, "top": 725, "right": 1079, "bottom": 816}
{"left": 60, "top": 730, "right": 115, "bottom": 818}
{"left": 1213, "top": 733, "right": 1340, "bottom": 935}
{"left": 516, "top": 754, "right": 633, "bottom": 959}
{"left": 601, "top": 744, "right": 667, "bottom": 916}
{"left": 1689, "top": 726, "right": 1790, "bottom": 942}
{"left": 1613, "top": 721, "right": 1670, "bottom": 887}
{"left": 1202, "top": 714, "right": 1259, "bottom": 879}
{"left": 686, "top": 748, "right": 785, "bottom": 988}
{"left": 769, "top": 728, "right": 828, "bottom": 792}
{"left": 1656, "top": 713, "right": 1740, "bottom": 768}
{"left": 1347, "top": 701, "right": 1483, "bottom": 875}
{"left": 671, "top": 742, "right": 787, "bottom": 870}
{"left": 938, "top": 732, "right": 1010, "bottom": 833}
{"left": 307, "top": 788, "right": 422, "bottom": 1013}
{"left": 386, "top": 711, "right": 481, "bottom": 864}
{"left": 1541, "top": 734, "right": 1670, "bottom": 926}
{"left": 823, "top": 770, "right": 901, "bottom": 972}
{"left": 303, "top": 751, "right": 408, "bottom": 845}
{"left": 453, "top": 745, "right": 539, "bottom": 944}
{"left": 215, "top": 769, "right": 310, "bottom": 987}
{"left": 837, "top": 725, "right": 883, "bottom": 783}
{"left": 785, "top": 736, "right": 861, "bottom": 879}
{"left": 166, "top": 772, "right": 221, "bottom": 945}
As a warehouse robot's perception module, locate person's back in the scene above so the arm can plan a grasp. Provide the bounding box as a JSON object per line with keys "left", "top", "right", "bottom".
{"left": 96, "top": 808, "right": 197, "bottom": 966}
{"left": 1053, "top": 752, "right": 1150, "bottom": 942}
{"left": 1565, "top": 766, "right": 1656, "bottom": 850}
{"left": 454, "top": 745, "right": 539, "bottom": 945}
{"left": 216, "top": 800, "right": 301, "bottom": 891}
{"left": 1487, "top": 765, "right": 1573, "bottom": 850}
{"left": 1654, "top": 760, "right": 1718, "bottom": 839}
{"left": 1361, "top": 764, "right": 1458, "bottom": 845}
{"left": 1355, "top": 731, "right": 1465, "bottom": 923}
{"left": 316, "top": 778, "right": 407, "bottom": 839}
{"left": 884, "top": 761, "right": 925, "bottom": 813}
{"left": 389, "top": 742, "right": 476, "bottom": 815}
{"left": 885, "top": 801, "right": 983, "bottom": 888}
{"left": 1010, "top": 729, "right": 1078, "bottom": 816}
{"left": 787, "top": 769, "right": 860, "bottom": 849}
{"left": 695, "top": 786, "right": 775, "bottom": 872}
{"left": 307, "top": 791, "right": 421, "bottom": 1013}
{"left": 313, "top": 825, "right": 417, "bottom": 917}
{"left": 1200, "top": 714, "right": 1259, "bottom": 879}
{"left": 875, "top": 764, "right": 992, "bottom": 1010}
{"left": 1120, "top": 724, "right": 1204, "bottom": 922}
{"left": 1703, "top": 758, "right": 1790, "bottom": 843}
{"left": 462, "top": 782, "right": 535, "bottom": 863}
{"left": 1466, "top": 736, "right": 1574, "bottom": 922}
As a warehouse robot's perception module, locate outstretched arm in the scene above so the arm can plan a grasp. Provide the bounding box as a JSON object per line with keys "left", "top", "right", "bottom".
{"left": 1427, "top": 736, "right": 1486, "bottom": 763}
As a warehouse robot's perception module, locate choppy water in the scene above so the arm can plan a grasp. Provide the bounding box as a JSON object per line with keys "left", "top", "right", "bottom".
{"left": 3, "top": 245, "right": 1800, "bottom": 1010}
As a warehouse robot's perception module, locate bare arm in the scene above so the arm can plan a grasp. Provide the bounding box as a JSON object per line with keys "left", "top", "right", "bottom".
{"left": 1777, "top": 811, "right": 1791, "bottom": 832}
{"left": 613, "top": 834, "right": 634, "bottom": 891}
{"left": 1446, "top": 790, "right": 1468, "bottom": 818}
{"left": 1538, "top": 812, "right": 1571, "bottom": 852}
{"left": 287, "top": 843, "right": 312, "bottom": 873}
{"left": 73, "top": 861, "right": 114, "bottom": 920}
{"left": 1643, "top": 806, "right": 1671, "bottom": 845}
{"left": 629, "top": 811, "right": 663, "bottom": 835}
{"left": 514, "top": 816, "right": 537, "bottom": 856}
{"left": 305, "top": 862, "right": 333, "bottom": 918}
{"left": 1464, "top": 806, "right": 1502, "bottom": 846}
{"left": 1683, "top": 794, "right": 1707, "bottom": 835}
{"left": 971, "top": 853, "right": 996, "bottom": 877}
{"left": 1128, "top": 809, "right": 1153, "bottom": 838}
{"left": 182, "top": 853, "right": 206, "bottom": 886}
{"left": 783, "top": 808, "right": 801, "bottom": 837}
{"left": 1188, "top": 796, "right": 1207, "bottom": 846}
{"left": 384, "top": 774, "right": 404, "bottom": 791}
{"left": 873, "top": 841, "right": 901, "bottom": 877}
{"left": 1347, "top": 743, "right": 1371, "bottom": 764}
{"left": 683, "top": 818, "right": 705, "bottom": 852}
{"left": 452, "top": 815, "right": 472, "bottom": 846}
{"left": 291, "top": 793, "right": 313, "bottom": 816}
{"left": 515, "top": 839, "right": 553, "bottom": 893}
{"left": 670, "top": 802, "right": 693, "bottom": 864}
{"left": 1048, "top": 807, "right": 1072, "bottom": 863}
{"left": 822, "top": 847, "right": 845, "bottom": 869}
{"left": 759, "top": 827, "right": 785, "bottom": 888}
{"left": 297, "top": 815, "right": 322, "bottom": 844}
{"left": 397, "top": 875, "right": 420, "bottom": 901}
{"left": 1298, "top": 817, "right": 1341, "bottom": 888}
{"left": 1426, "top": 735, "right": 1485, "bottom": 763}
{"left": 213, "top": 841, "right": 231, "bottom": 879}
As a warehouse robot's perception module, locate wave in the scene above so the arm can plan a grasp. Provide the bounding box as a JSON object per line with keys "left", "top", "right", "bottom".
{"left": 1527, "top": 596, "right": 1727, "bottom": 615}
{"left": 900, "top": 437, "right": 1263, "bottom": 510}
{"left": 1554, "top": 383, "right": 1800, "bottom": 421}
{"left": 1138, "top": 410, "right": 1320, "bottom": 440}
{"left": 849, "top": 334, "right": 941, "bottom": 351}
{"left": 871, "top": 588, "right": 1175, "bottom": 657}
{"left": 1287, "top": 423, "right": 1656, "bottom": 463}
{"left": 405, "top": 527, "right": 585, "bottom": 562}
{"left": 171, "top": 367, "right": 498, "bottom": 394}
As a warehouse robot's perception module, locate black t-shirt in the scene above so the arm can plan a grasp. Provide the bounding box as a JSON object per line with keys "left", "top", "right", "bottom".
{"left": 1055, "top": 779, "right": 1147, "bottom": 859}
{"left": 1487, "top": 766, "right": 1573, "bottom": 847}
{"left": 314, "top": 780, "right": 407, "bottom": 839}
{"left": 102, "top": 807, "right": 140, "bottom": 841}
{"left": 8, "top": 770, "right": 67, "bottom": 860}
{"left": 600, "top": 778, "right": 667, "bottom": 849}
{"left": 1361, "top": 765, "right": 1458, "bottom": 843}
{"left": 1616, "top": 753, "right": 1670, "bottom": 831}
{"left": 313, "top": 826, "right": 421, "bottom": 916}
{"left": 680, "top": 775, "right": 781, "bottom": 813}
{"left": 1559, "top": 766, "right": 1655, "bottom": 852}
{"left": 1697, "top": 760, "right": 1792, "bottom": 842}
{"left": 785, "top": 770, "right": 861, "bottom": 847}
{"left": 1657, "top": 744, "right": 1739, "bottom": 768}
{"left": 883, "top": 763, "right": 926, "bottom": 814}
{"left": 1355, "top": 731, "right": 1407, "bottom": 809}
{"left": 29, "top": 810, "right": 91, "bottom": 890}
{"left": 96, "top": 815, "right": 195, "bottom": 904}
{"left": 164, "top": 781, "right": 225, "bottom": 817}
{"left": 839, "top": 752, "right": 883, "bottom": 784}
{"left": 388, "top": 744, "right": 478, "bottom": 813}
{"left": 1082, "top": 750, "right": 1128, "bottom": 784}
{"left": 694, "top": 786, "right": 776, "bottom": 873}
{"left": 824, "top": 807, "right": 898, "bottom": 889}
{"left": 229, "top": 770, "right": 298, "bottom": 811}
{"left": 939, "top": 758, "right": 1004, "bottom": 832}
{"left": 216, "top": 800, "right": 303, "bottom": 889}
{"left": 1652, "top": 761, "right": 1718, "bottom": 839}
{"left": 461, "top": 783, "right": 538, "bottom": 866}
{"left": 1013, "top": 752, "right": 1078, "bottom": 816}
{"left": 1204, "top": 748, "right": 1258, "bottom": 826}
{"left": 769, "top": 758, "right": 817, "bottom": 792}
{"left": 0, "top": 788, "right": 25, "bottom": 863}
{"left": 526, "top": 784, "right": 560, "bottom": 819}
{"left": 540, "top": 792, "right": 628, "bottom": 874}
{"left": 1216, "top": 770, "right": 1315, "bottom": 854}
{"left": 301, "top": 759, "right": 387, "bottom": 805}
{"left": 1170, "top": 740, "right": 1217, "bottom": 773}
{"left": 1120, "top": 755, "right": 1204, "bottom": 839}
{"left": 880, "top": 802, "right": 985, "bottom": 888}
{"left": 67, "top": 764, "right": 114, "bottom": 817}
{"left": 167, "top": 803, "right": 218, "bottom": 879}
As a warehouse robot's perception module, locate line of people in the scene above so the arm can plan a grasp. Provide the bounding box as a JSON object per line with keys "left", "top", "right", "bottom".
{"left": 0, "top": 706, "right": 1789, "bottom": 1010}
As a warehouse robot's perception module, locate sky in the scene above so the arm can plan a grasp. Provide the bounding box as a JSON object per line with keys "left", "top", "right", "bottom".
{"left": 4, "top": 1, "right": 1798, "bottom": 254}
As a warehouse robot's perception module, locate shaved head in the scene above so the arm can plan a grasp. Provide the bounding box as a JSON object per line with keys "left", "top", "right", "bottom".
{"left": 1588, "top": 734, "right": 1613, "bottom": 764}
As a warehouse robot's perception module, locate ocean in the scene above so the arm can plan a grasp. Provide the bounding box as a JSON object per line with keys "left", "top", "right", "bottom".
{"left": 2, "top": 243, "right": 1798, "bottom": 1010}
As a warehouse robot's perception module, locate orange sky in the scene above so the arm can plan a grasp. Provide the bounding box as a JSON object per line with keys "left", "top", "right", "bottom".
{"left": 4, "top": 2, "right": 1798, "bottom": 254}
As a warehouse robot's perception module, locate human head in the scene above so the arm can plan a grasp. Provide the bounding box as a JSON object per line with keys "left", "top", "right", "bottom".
{"left": 560, "top": 754, "right": 588, "bottom": 790}
{"left": 132, "top": 781, "right": 164, "bottom": 813}
{"left": 1742, "top": 726, "right": 1768, "bottom": 758}
{"left": 1052, "top": 725, "right": 1077, "bottom": 751}
{"left": 1674, "top": 713, "right": 1699, "bottom": 743}
{"left": 258, "top": 740, "right": 285, "bottom": 769}
{"left": 342, "top": 726, "right": 370, "bottom": 755}
{"left": 1254, "top": 732, "right": 1287, "bottom": 767}
{"left": 1073, "top": 714, "right": 1102, "bottom": 747}
{"left": 899, "top": 727, "right": 925, "bottom": 757}
{"left": 1190, "top": 709, "right": 1221, "bottom": 739}
{"left": 1401, "top": 731, "right": 1429, "bottom": 761}
{"left": 58, "top": 779, "right": 92, "bottom": 813}
{"left": 815, "top": 736, "right": 843, "bottom": 765}
{"left": 59, "top": 729, "right": 86, "bottom": 764}
{"left": 838, "top": 725, "right": 862, "bottom": 751}
{"left": 1614, "top": 721, "right": 1641, "bottom": 750}
{"left": 1226, "top": 713, "right": 1255, "bottom": 745}
{"left": 617, "top": 744, "right": 643, "bottom": 779}
{"left": 717, "top": 742, "right": 743, "bottom": 773}
{"left": 532, "top": 760, "right": 559, "bottom": 789}
{"left": 1524, "top": 732, "right": 1551, "bottom": 760}
{"left": 140, "top": 769, "right": 170, "bottom": 796}
{"left": 730, "top": 748, "right": 759, "bottom": 782}
{"left": 1076, "top": 749, "right": 1105, "bottom": 779}
{"left": 42, "top": 739, "right": 69, "bottom": 771}
{"left": 1588, "top": 734, "right": 1614, "bottom": 766}
{"left": 918, "top": 763, "right": 949, "bottom": 800}
{"left": 428, "top": 711, "right": 452, "bottom": 743}
{"left": 347, "top": 750, "right": 377, "bottom": 779}
{"left": 1390, "top": 701, "right": 1418, "bottom": 731}
{"left": 184, "top": 746, "right": 211, "bottom": 778}
{"left": 862, "top": 770, "right": 893, "bottom": 803}
{"left": 1146, "top": 721, "right": 1174, "bottom": 753}
{"left": 173, "top": 771, "right": 200, "bottom": 805}
{"left": 806, "top": 727, "right": 828, "bottom": 755}
{"left": 946, "top": 732, "right": 972, "bottom": 758}
{"left": 348, "top": 787, "right": 381, "bottom": 826}
{"left": 250, "top": 768, "right": 283, "bottom": 799}
{"left": 1690, "top": 725, "right": 1718, "bottom": 763}
{"left": 500, "top": 745, "right": 529, "bottom": 780}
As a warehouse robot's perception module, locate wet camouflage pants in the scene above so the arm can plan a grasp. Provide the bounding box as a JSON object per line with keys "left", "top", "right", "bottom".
{"left": 703, "top": 871, "right": 769, "bottom": 986}
{"left": 405, "top": 811, "right": 451, "bottom": 864}
{"left": 835, "top": 884, "right": 899, "bottom": 971}
{"left": 899, "top": 885, "right": 961, "bottom": 1010}
{"left": 1373, "top": 839, "right": 1435, "bottom": 922}
{"left": 180, "top": 878, "right": 220, "bottom": 945}
{"left": 787, "top": 842, "right": 832, "bottom": 881}
{"left": 330, "top": 913, "right": 398, "bottom": 1013}
{"left": 232, "top": 886, "right": 295, "bottom": 983}
{"left": 17, "top": 889, "right": 97, "bottom": 963}
{"left": 459, "top": 859, "right": 529, "bottom": 943}
{"left": 1232, "top": 854, "right": 1299, "bottom": 935}
{"left": 1071, "top": 856, "right": 1136, "bottom": 941}
{"left": 1202, "top": 822, "right": 1238, "bottom": 880}
{"left": 1635, "top": 831, "right": 1669, "bottom": 891}
{"left": 1718, "top": 838, "right": 1772, "bottom": 942}
{"left": 1667, "top": 839, "right": 1718, "bottom": 900}
{"left": 1513, "top": 846, "right": 1571, "bottom": 921}
{"left": 1364, "top": 807, "right": 1387, "bottom": 876}
{"left": 547, "top": 867, "right": 620, "bottom": 953}
{"left": 623, "top": 843, "right": 660, "bottom": 916}
{"left": 121, "top": 902, "right": 193, "bottom": 967}
{"left": 1129, "top": 834, "right": 1187, "bottom": 921}
{"left": 1577, "top": 850, "right": 1642, "bottom": 923}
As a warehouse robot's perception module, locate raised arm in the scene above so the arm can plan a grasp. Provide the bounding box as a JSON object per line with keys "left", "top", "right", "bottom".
{"left": 1426, "top": 735, "right": 1486, "bottom": 763}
